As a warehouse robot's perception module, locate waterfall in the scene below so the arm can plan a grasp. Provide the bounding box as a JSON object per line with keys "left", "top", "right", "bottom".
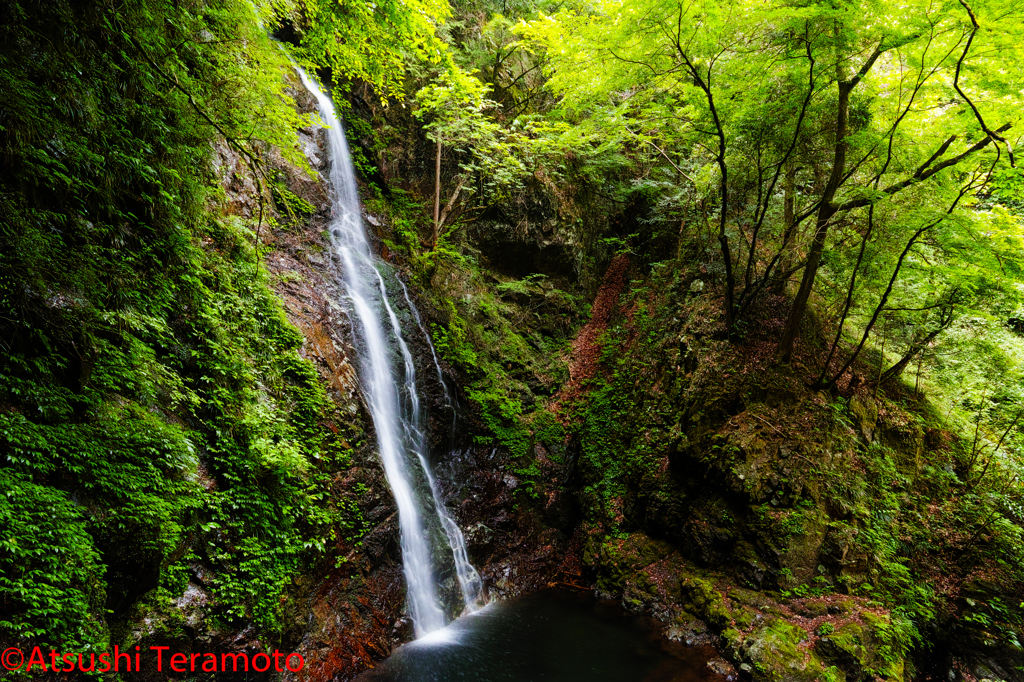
{"left": 295, "top": 67, "right": 483, "bottom": 636}
{"left": 397, "top": 278, "right": 461, "bottom": 450}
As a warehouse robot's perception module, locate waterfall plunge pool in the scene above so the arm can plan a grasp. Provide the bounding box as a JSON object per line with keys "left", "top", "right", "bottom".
{"left": 355, "top": 589, "right": 725, "bottom": 682}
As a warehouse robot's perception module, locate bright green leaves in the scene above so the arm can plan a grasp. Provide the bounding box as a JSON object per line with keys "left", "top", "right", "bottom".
{"left": 138, "top": 0, "right": 315, "bottom": 172}
{"left": 410, "top": 61, "right": 596, "bottom": 245}
{"left": 522, "top": 0, "right": 1024, "bottom": 354}
{"left": 0, "top": 471, "right": 106, "bottom": 651}
{"left": 417, "top": 67, "right": 528, "bottom": 212}
{"left": 991, "top": 167, "right": 1024, "bottom": 211}
{"left": 268, "top": 0, "right": 452, "bottom": 101}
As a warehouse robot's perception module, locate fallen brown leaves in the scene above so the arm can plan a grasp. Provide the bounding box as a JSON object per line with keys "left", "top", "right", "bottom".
{"left": 551, "top": 254, "right": 630, "bottom": 410}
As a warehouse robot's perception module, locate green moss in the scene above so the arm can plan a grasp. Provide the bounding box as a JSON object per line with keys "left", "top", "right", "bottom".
{"left": 379, "top": 239, "right": 583, "bottom": 501}
{"left": 814, "top": 616, "right": 905, "bottom": 682}
{"left": 591, "top": 533, "right": 674, "bottom": 594}
{"left": 739, "top": 619, "right": 827, "bottom": 682}
{"left": 678, "top": 575, "right": 732, "bottom": 631}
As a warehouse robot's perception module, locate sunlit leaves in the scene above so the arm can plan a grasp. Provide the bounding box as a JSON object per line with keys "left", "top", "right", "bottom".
{"left": 266, "top": 0, "right": 452, "bottom": 101}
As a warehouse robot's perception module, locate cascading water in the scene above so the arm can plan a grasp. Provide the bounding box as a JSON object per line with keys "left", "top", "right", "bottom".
{"left": 295, "top": 67, "right": 482, "bottom": 637}
{"left": 398, "top": 278, "right": 461, "bottom": 451}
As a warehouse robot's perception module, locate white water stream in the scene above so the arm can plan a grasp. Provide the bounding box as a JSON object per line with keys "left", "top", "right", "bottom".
{"left": 295, "top": 68, "right": 483, "bottom": 637}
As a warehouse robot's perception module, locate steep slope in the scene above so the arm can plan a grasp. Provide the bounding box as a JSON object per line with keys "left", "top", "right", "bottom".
{"left": 0, "top": 1, "right": 393, "bottom": 676}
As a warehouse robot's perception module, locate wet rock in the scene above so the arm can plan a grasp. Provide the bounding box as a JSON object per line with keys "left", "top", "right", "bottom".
{"left": 463, "top": 522, "right": 494, "bottom": 550}
{"left": 467, "top": 211, "right": 576, "bottom": 282}
{"left": 728, "top": 587, "right": 783, "bottom": 616}
{"left": 391, "top": 616, "right": 414, "bottom": 644}
{"left": 667, "top": 619, "right": 715, "bottom": 647}
{"left": 173, "top": 581, "right": 211, "bottom": 629}
{"left": 707, "top": 656, "right": 738, "bottom": 680}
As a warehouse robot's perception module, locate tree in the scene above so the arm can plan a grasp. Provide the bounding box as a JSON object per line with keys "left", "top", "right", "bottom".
{"left": 262, "top": 0, "right": 451, "bottom": 100}
{"left": 415, "top": 65, "right": 580, "bottom": 248}
{"left": 416, "top": 68, "right": 524, "bottom": 246}
{"left": 523, "top": 0, "right": 1023, "bottom": 359}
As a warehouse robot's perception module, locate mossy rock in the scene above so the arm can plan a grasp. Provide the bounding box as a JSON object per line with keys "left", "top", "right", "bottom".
{"left": 732, "top": 541, "right": 770, "bottom": 589}
{"left": 622, "top": 575, "right": 660, "bottom": 612}
{"left": 778, "top": 507, "right": 829, "bottom": 585}
{"left": 591, "top": 532, "right": 674, "bottom": 594}
{"left": 679, "top": 496, "right": 739, "bottom": 564}
{"left": 729, "top": 586, "right": 786, "bottom": 617}
{"left": 677, "top": 574, "right": 731, "bottom": 630}
{"left": 849, "top": 394, "right": 879, "bottom": 442}
{"left": 815, "top": 615, "right": 904, "bottom": 682}
{"left": 736, "top": 618, "right": 830, "bottom": 682}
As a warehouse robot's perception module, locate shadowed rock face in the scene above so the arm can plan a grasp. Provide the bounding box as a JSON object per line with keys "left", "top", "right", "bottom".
{"left": 469, "top": 219, "right": 577, "bottom": 282}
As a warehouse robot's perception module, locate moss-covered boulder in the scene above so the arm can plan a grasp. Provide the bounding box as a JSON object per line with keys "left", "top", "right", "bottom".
{"left": 815, "top": 614, "right": 904, "bottom": 682}
{"left": 849, "top": 394, "right": 879, "bottom": 443}
{"left": 734, "top": 618, "right": 830, "bottom": 682}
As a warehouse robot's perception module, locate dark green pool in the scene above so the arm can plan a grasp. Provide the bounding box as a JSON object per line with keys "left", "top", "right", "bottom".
{"left": 355, "top": 590, "right": 723, "bottom": 682}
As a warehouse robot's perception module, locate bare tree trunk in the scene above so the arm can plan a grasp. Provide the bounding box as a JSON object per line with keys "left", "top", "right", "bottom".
{"left": 776, "top": 154, "right": 842, "bottom": 361}
{"left": 432, "top": 138, "right": 441, "bottom": 249}
{"left": 437, "top": 176, "right": 466, "bottom": 234}
{"left": 813, "top": 206, "right": 874, "bottom": 388}
{"left": 671, "top": 37, "right": 734, "bottom": 330}
{"left": 881, "top": 333, "right": 933, "bottom": 385}
{"left": 915, "top": 347, "right": 924, "bottom": 395}
{"left": 818, "top": 178, "right": 974, "bottom": 389}
{"left": 875, "top": 314, "right": 887, "bottom": 397}
{"left": 777, "top": 32, "right": 885, "bottom": 362}
{"left": 880, "top": 309, "right": 953, "bottom": 385}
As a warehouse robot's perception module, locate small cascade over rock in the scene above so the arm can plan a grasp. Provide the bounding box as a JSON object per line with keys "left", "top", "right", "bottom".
{"left": 296, "top": 66, "right": 483, "bottom": 636}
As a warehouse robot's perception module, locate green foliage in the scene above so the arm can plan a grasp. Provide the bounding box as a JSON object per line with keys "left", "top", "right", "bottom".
{"left": 570, "top": 291, "right": 680, "bottom": 526}
{"left": 0, "top": 471, "right": 105, "bottom": 651}
{"left": 364, "top": 187, "right": 430, "bottom": 257}
{"left": 416, "top": 67, "right": 528, "bottom": 203}
{"left": 987, "top": 167, "right": 1024, "bottom": 217}
{"left": 431, "top": 311, "right": 479, "bottom": 369}
{"left": 334, "top": 97, "right": 384, "bottom": 179}
{"left": 521, "top": 0, "right": 1024, "bottom": 351}
{"left": 822, "top": 665, "right": 843, "bottom": 682}
{"left": 574, "top": 375, "right": 631, "bottom": 519}
{"left": 408, "top": 236, "right": 580, "bottom": 499}
{"left": 266, "top": 0, "right": 451, "bottom": 101}
{"left": 0, "top": 0, "right": 364, "bottom": 657}
{"left": 272, "top": 181, "right": 318, "bottom": 223}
